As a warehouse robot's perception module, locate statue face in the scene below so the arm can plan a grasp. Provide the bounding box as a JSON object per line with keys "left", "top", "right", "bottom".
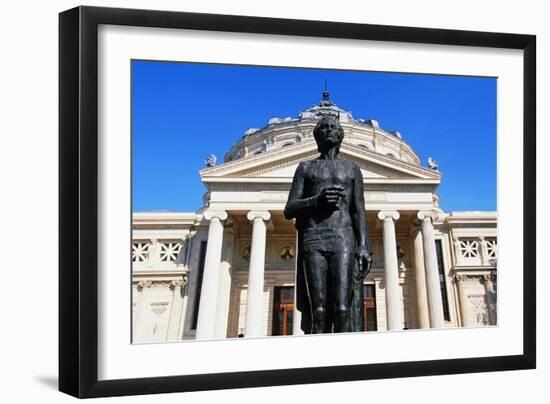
{"left": 313, "top": 117, "right": 344, "bottom": 151}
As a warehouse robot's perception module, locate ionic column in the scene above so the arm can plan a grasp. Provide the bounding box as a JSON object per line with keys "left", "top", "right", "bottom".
{"left": 244, "top": 211, "right": 271, "bottom": 337}
{"left": 455, "top": 274, "right": 473, "bottom": 327}
{"left": 195, "top": 210, "right": 228, "bottom": 340}
{"left": 483, "top": 273, "right": 497, "bottom": 325}
{"left": 215, "top": 226, "right": 235, "bottom": 338}
{"left": 412, "top": 228, "right": 430, "bottom": 329}
{"left": 417, "top": 211, "right": 445, "bottom": 329}
{"left": 377, "top": 210, "right": 402, "bottom": 331}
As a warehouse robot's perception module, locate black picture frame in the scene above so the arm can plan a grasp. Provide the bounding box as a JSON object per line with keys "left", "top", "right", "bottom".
{"left": 59, "top": 5, "right": 536, "bottom": 398}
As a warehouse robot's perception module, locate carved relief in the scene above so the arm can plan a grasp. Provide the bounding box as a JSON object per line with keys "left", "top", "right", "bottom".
{"left": 135, "top": 279, "right": 188, "bottom": 290}
{"left": 150, "top": 302, "right": 169, "bottom": 316}
{"left": 159, "top": 241, "right": 182, "bottom": 262}
{"left": 132, "top": 242, "right": 150, "bottom": 263}
{"left": 467, "top": 294, "right": 489, "bottom": 326}
{"left": 241, "top": 245, "right": 251, "bottom": 261}
{"left": 486, "top": 238, "right": 497, "bottom": 259}
{"left": 170, "top": 279, "right": 188, "bottom": 289}
{"left": 136, "top": 280, "right": 152, "bottom": 290}
{"left": 279, "top": 245, "right": 295, "bottom": 261}
{"left": 459, "top": 240, "right": 479, "bottom": 258}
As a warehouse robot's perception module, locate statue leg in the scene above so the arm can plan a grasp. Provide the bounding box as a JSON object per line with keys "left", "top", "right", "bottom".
{"left": 330, "top": 251, "right": 353, "bottom": 333}
{"left": 303, "top": 250, "right": 328, "bottom": 334}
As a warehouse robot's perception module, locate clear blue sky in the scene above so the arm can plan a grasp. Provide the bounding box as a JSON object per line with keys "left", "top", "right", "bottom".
{"left": 132, "top": 60, "right": 496, "bottom": 213}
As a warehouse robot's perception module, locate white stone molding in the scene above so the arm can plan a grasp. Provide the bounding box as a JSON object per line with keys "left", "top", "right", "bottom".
{"left": 417, "top": 210, "right": 445, "bottom": 329}
{"left": 479, "top": 236, "right": 490, "bottom": 266}
{"left": 134, "top": 279, "right": 187, "bottom": 289}
{"left": 377, "top": 210, "right": 403, "bottom": 330}
{"left": 195, "top": 210, "right": 228, "bottom": 340}
{"left": 452, "top": 236, "right": 462, "bottom": 265}
{"left": 206, "top": 182, "right": 438, "bottom": 193}
{"left": 244, "top": 210, "right": 271, "bottom": 337}
{"left": 136, "top": 280, "right": 152, "bottom": 290}
{"left": 178, "top": 235, "right": 193, "bottom": 269}
{"left": 147, "top": 238, "right": 159, "bottom": 266}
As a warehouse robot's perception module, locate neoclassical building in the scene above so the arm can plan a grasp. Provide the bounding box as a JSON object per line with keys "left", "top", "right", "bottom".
{"left": 131, "top": 93, "right": 497, "bottom": 343}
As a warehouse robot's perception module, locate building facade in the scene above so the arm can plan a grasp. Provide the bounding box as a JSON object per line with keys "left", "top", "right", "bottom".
{"left": 131, "top": 94, "right": 497, "bottom": 343}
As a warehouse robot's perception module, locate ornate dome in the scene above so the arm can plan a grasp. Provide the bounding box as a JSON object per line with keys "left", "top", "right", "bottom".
{"left": 223, "top": 92, "right": 421, "bottom": 166}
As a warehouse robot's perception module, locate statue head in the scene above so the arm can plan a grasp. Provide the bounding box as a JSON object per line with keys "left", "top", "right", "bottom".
{"left": 313, "top": 116, "right": 344, "bottom": 154}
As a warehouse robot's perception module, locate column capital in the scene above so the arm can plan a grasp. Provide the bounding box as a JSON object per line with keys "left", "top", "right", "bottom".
{"left": 170, "top": 278, "right": 187, "bottom": 289}
{"left": 136, "top": 280, "right": 152, "bottom": 290}
{"left": 482, "top": 273, "right": 497, "bottom": 283}
{"left": 455, "top": 273, "right": 471, "bottom": 282}
{"left": 203, "top": 210, "right": 228, "bottom": 221}
{"left": 247, "top": 210, "right": 271, "bottom": 222}
{"left": 377, "top": 210, "right": 400, "bottom": 221}
{"left": 417, "top": 210, "right": 438, "bottom": 222}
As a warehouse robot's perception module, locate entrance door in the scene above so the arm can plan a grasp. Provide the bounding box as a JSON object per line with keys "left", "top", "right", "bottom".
{"left": 272, "top": 285, "right": 376, "bottom": 334}
{"left": 272, "top": 286, "right": 294, "bottom": 336}
{"left": 363, "top": 284, "right": 378, "bottom": 331}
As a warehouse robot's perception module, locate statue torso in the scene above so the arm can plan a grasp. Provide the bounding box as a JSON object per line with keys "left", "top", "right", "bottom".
{"left": 298, "top": 158, "right": 357, "bottom": 234}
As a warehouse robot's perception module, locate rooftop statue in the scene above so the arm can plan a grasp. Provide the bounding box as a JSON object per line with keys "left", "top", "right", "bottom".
{"left": 427, "top": 157, "right": 439, "bottom": 171}
{"left": 284, "top": 115, "right": 372, "bottom": 333}
{"left": 204, "top": 154, "right": 217, "bottom": 167}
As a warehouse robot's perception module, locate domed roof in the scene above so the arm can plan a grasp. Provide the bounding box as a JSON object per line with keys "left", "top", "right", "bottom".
{"left": 223, "top": 92, "right": 421, "bottom": 166}
{"left": 297, "top": 90, "right": 353, "bottom": 122}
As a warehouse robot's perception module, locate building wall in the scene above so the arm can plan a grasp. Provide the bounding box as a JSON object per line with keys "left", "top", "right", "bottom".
{"left": 131, "top": 213, "right": 497, "bottom": 342}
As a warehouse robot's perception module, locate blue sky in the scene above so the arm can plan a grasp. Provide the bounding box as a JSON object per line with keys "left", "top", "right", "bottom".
{"left": 132, "top": 60, "right": 496, "bottom": 212}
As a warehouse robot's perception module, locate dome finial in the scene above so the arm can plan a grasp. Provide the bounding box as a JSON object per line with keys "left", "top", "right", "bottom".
{"left": 322, "top": 80, "right": 330, "bottom": 105}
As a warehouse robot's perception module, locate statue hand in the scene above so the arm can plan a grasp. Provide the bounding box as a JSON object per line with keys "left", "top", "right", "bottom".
{"left": 356, "top": 247, "right": 373, "bottom": 280}
{"left": 316, "top": 186, "right": 344, "bottom": 208}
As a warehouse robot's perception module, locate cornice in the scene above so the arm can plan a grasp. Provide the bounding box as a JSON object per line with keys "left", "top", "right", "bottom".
{"left": 202, "top": 140, "right": 439, "bottom": 181}
{"left": 205, "top": 182, "right": 439, "bottom": 193}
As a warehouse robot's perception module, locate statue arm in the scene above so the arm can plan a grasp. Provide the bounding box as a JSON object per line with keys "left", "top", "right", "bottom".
{"left": 351, "top": 164, "right": 369, "bottom": 251}
{"left": 284, "top": 163, "right": 317, "bottom": 220}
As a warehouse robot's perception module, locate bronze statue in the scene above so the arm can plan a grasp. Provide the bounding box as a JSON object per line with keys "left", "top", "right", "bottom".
{"left": 284, "top": 115, "right": 372, "bottom": 334}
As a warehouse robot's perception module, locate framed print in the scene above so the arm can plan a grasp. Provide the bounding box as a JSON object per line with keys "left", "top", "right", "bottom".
{"left": 59, "top": 6, "right": 536, "bottom": 398}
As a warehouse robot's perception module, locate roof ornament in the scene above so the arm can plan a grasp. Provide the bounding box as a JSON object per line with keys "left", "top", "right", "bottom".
{"left": 427, "top": 157, "right": 439, "bottom": 171}
{"left": 321, "top": 80, "right": 332, "bottom": 107}
{"left": 244, "top": 128, "right": 260, "bottom": 136}
{"left": 204, "top": 154, "right": 217, "bottom": 167}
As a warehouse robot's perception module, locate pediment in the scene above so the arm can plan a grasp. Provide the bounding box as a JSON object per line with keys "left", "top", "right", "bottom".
{"left": 200, "top": 142, "right": 440, "bottom": 181}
